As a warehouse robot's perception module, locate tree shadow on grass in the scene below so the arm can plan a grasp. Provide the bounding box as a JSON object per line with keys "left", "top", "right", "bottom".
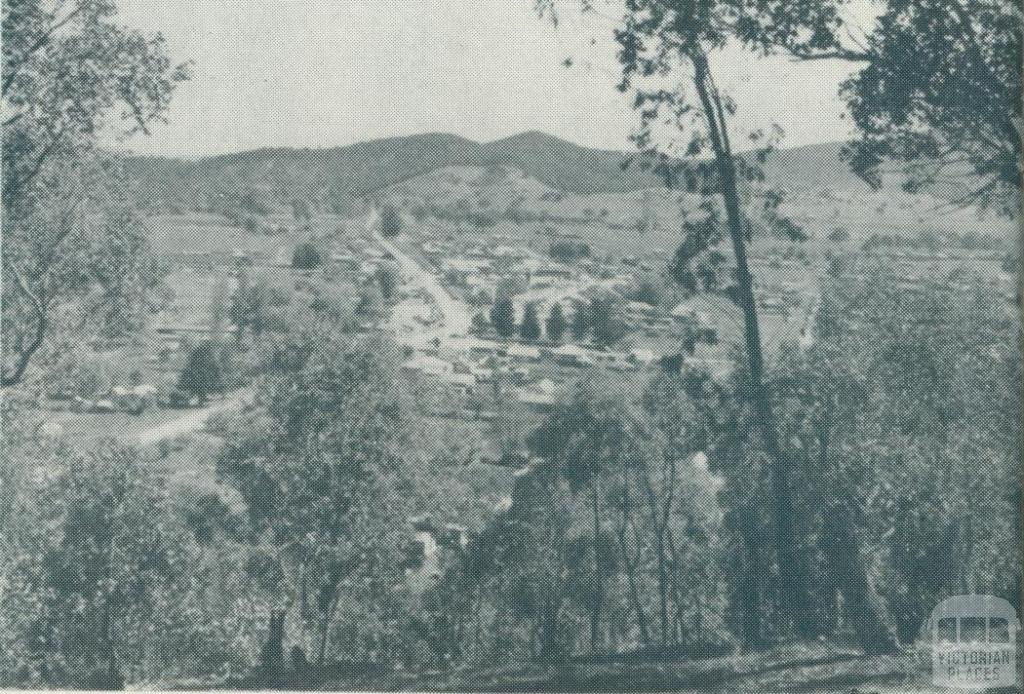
{"left": 208, "top": 646, "right": 918, "bottom": 692}
{"left": 785, "top": 670, "right": 910, "bottom": 692}
{"left": 753, "top": 652, "right": 876, "bottom": 676}
{"left": 431, "top": 652, "right": 881, "bottom": 692}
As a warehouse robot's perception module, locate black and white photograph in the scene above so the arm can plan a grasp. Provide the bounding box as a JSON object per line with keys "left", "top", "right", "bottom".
{"left": 1, "top": 1, "right": 1021, "bottom": 691}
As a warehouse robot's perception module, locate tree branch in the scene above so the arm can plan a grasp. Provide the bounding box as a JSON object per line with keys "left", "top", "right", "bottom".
{"left": 2, "top": 260, "right": 48, "bottom": 387}
{"left": 2, "top": 122, "right": 67, "bottom": 203}
{"left": 2, "top": 2, "right": 87, "bottom": 97}
{"left": 785, "top": 47, "right": 872, "bottom": 62}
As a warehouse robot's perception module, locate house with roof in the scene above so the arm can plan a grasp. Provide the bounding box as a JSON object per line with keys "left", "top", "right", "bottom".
{"left": 551, "top": 344, "right": 594, "bottom": 367}
{"left": 401, "top": 354, "right": 452, "bottom": 376}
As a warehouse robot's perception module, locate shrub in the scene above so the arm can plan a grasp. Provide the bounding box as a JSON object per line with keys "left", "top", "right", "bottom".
{"left": 380, "top": 204, "right": 403, "bottom": 238}
{"left": 292, "top": 242, "right": 323, "bottom": 269}
{"left": 178, "top": 341, "right": 226, "bottom": 401}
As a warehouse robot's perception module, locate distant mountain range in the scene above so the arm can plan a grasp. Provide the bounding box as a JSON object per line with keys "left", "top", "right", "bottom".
{"left": 123, "top": 130, "right": 868, "bottom": 213}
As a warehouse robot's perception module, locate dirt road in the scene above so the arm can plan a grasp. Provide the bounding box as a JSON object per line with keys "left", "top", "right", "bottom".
{"left": 135, "top": 390, "right": 251, "bottom": 446}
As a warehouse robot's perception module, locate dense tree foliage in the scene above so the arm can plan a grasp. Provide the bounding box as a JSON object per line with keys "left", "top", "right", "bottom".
{"left": 793, "top": 263, "right": 1021, "bottom": 636}
{"left": 548, "top": 240, "right": 590, "bottom": 263}
{"left": 842, "top": 0, "right": 1021, "bottom": 215}
{"left": 178, "top": 341, "right": 227, "bottom": 401}
{"left": 229, "top": 273, "right": 291, "bottom": 339}
{"left": 375, "top": 261, "right": 401, "bottom": 302}
{"left": 589, "top": 295, "right": 627, "bottom": 348}
{"left": 520, "top": 303, "right": 542, "bottom": 341}
{"left": 213, "top": 331, "right": 414, "bottom": 679}
{"left": 379, "top": 204, "right": 403, "bottom": 238}
{"left": 291, "top": 242, "right": 323, "bottom": 270}
{"left": 491, "top": 296, "right": 516, "bottom": 339}
{"left": 545, "top": 303, "right": 567, "bottom": 343}
{"left": 0, "top": 441, "right": 187, "bottom": 688}
{"left": 42, "top": 346, "right": 115, "bottom": 398}
{"left": 415, "top": 375, "right": 726, "bottom": 660}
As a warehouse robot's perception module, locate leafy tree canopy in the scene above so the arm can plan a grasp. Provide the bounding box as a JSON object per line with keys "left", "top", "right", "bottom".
{"left": 546, "top": 303, "right": 567, "bottom": 343}
{"left": 1, "top": 0, "right": 189, "bottom": 386}
{"left": 379, "top": 203, "right": 403, "bottom": 238}
{"left": 520, "top": 302, "right": 542, "bottom": 341}
{"left": 492, "top": 296, "right": 516, "bottom": 338}
{"left": 842, "top": 0, "right": 1021, "bottom": 215}
{"left": 178, "top": 340, "right": 226, "bottom": 400}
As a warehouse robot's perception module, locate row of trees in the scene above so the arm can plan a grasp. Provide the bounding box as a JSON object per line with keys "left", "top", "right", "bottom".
{"left": 488, "top": 296, "right": 628, "bottom": 347}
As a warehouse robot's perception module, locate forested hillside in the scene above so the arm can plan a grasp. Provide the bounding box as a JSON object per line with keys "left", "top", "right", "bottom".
{"left": 123, "top": 132, "right": 871, "bottom": 214}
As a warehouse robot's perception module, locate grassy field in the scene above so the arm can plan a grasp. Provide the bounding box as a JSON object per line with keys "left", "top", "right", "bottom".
{"left": 384, "top": 163, "right": 1012, "bottom": 253}
{"left": 143, "top": 211, "right": 369, "bottom": 257}
{"left": 144, "top": 213, "right": 289, "bottom": 256}
{"left": 43, "top": 405, "right": 186, "bottom": 444}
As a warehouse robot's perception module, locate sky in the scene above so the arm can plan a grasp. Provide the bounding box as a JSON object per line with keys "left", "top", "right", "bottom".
{"left": 114, "top": 1, "right": 868, "bottom": 159}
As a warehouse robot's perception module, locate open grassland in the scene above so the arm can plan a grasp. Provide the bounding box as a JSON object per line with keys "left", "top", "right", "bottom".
{"left": 144, "top": 213, "right": 288, "bottom": 256}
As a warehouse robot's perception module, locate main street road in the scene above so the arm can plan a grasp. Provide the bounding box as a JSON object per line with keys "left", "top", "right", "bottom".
{"left": 363, "top": 210, "right": 648, "bottom": 363}
{"left": 366, "top": 211, "right": 473, "bottom": 339}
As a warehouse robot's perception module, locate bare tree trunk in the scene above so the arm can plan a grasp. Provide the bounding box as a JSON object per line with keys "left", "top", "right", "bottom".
{"left": 637, "top": 457, "right": 675, "bottom": 647}
{"left": 590, "top": 482, "right": 604, "bottom": 652}
{"left": 739, "top": 511, "right": 765, "bottom": 648}
{"left": 94, "top": 604, "right": 124, "bottom": 690}
{"left": 1, "top": 262, "right": 48, "bottom": 387}
{"left": 616, "top": 521, "right": 651, "bottom": 647}
{"left": 655, "top": 526, "right": 670, "bottom": 646}
{"left": 822, "top": 500, "right": 898, "bottom": 653}
{"left": 316, "top": 588, "right": 341, "bottom": 667}
{"left": 260, "top": 610, "right": 288, "bottom": 681}
{"left": 689, "top": 51, "right": 816, "bottom": 639}
{"left": 815, "top": 425, "right": 899, "bottom": 652}
{"left": 474, "top": 588, "right": 483, "bottom": 654}
{"left": 694, "top": 49, "right": 901, "bottom": 652}
{"left": 539, "top": 595, "right": 561, "bottom": 662}
{"left": 664, "top": 526, "right": 690, "bottom": 646}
